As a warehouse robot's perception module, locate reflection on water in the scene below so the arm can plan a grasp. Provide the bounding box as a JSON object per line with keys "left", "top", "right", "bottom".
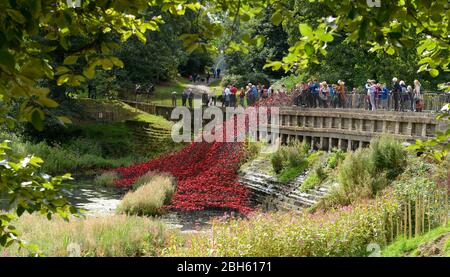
{"left": 0, "top": 178, "right": 123, "bottom": 216}
{"left": 66, "top": 179, "right": 124, "bottom": 216}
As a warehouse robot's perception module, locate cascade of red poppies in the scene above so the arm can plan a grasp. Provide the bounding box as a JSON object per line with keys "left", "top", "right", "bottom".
{"left": 114, "top": 96, "right": 288, "bottom": 213}
{"left": 114, "top": 116, "right": 253, "bottom": 213}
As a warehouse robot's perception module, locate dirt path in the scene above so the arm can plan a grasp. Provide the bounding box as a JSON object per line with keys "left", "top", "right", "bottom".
{"left": 185, "top": 81, "right": 214, "bottom": 97}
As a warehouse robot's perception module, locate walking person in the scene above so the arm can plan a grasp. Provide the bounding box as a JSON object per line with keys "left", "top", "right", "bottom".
{"left": 182, "top": 88, "right": 189, "bottom": 106}
{"left": 188, "top": 88, "right": 194, "bottom": 108}
{"left": 171, "top": 91, "right": 177, "bottom": 107}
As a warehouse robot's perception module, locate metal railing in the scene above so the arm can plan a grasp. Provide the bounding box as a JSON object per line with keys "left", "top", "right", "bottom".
{"left": 295, "top": 92, "right": 449, "bottom": 112}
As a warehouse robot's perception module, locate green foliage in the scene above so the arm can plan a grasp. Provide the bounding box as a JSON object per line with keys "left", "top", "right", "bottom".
{"left": 0, "top": 140, "right": 79, "bottom": 250}
{"left": 117, "top": 175, "right": 176, "bottom": 216}
{"left": 335, "top": 148, "right": 387, "bottom": 206}
{"left": 321, "top": 136, "right": 406, "bottom": 207}
{"left": 93, "top": 172, "right": 119, "bottom": 187}
{"left": 271, "top": 140, "right": 310, "bottom": 183}
{"left": 369, "top": 136, "right": 407, "bottom": 179}
{"left": 167, "top": 194, "right": 400, "bottom": 257}
{"left": 270, "top": 151, "right": 284, "bottom": 174}
{"left": 265, "top": 0, "right": 450, "bottom": 84}
{"left": 382, "top": 223, "right": 450, "bottom": 257}
{"left": 221, "top": 72, "right": 271, "bottom": 88}
{"left": 300, "top": 171, "right": 321, "bottom": 192}
{"left": 178, "top": 51, "right": 214, "bottom": 77}
{"left": 11, "top": 137, "right": 143, "bottom": 175}
{"left": 242, "top": 139, "right": 264, "bottom": 164}
{"left": 223, "top": 7, "right": 289, "bottom": 80}
{"left": 326, "top": 148, "right": 346, "bottom": 169}
{"left": 2, "top": 214, "right": 170, "bottom": 257}
{"left": 278, "top": 164, "right": 308, "bottom": 184}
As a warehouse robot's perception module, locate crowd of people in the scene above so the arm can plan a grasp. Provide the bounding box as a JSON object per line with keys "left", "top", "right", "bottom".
{"left": 175, "top": 77, "right": 427, "bottom": 113}
{"left": 290, "top": 78, "right": 424, "bottom": 112}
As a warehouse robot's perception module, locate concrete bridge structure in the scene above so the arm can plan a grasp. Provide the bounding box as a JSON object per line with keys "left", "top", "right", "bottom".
{"left": 118, "top": 100, "right": 447, "bottom": 151}
{"left": 273, "top": 107, "right": 447, "bottom": 151}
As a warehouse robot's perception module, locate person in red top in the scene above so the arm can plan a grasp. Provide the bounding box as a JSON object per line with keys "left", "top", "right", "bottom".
{"left": 230, "top": 85, "right": 238, "bottom": 107}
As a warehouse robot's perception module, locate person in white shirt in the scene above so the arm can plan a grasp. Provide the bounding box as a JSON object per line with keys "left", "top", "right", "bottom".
{"left": 224, "top": 85, "right": 231, "bottom": 107}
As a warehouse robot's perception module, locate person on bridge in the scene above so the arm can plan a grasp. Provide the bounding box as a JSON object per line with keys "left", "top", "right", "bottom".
{"left": 400, "top": 80, "right": 409, "bottom": 112}
{"left": 368, "top": 80, "right": 377, "bottom": 111}
{"left": 246, "top": 84, "right": 253, "bottom": 106}
{"left": 319, "top": 82, "right": 329, "bottom": 108}
{"left": 337, "top": 80, "right": 346, "bottom": 108}
{"left": 392, "top": 78, "right": 402, "bottom": 111}
{"left": 224, "top": 85, "right": 231, "bottom": 107}
{"left": 414, "top": 80, "right": 423, "bottom": 112}
{"left": 239, "top": 87, "right": 246, "bottom": 107}
{"left": 380, "top": 84, "right": 390, "bottom": 110}
{"left": 230, "top": 85, "right": 238, "bottom": 107}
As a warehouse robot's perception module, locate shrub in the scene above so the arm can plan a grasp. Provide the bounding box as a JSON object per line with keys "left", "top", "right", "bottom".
{"left": 221, "top": 73, "right": 270, "bottom": 88}
{"left": 2, "top": 214, "right": 171, "bottom": 257}
{"left": 271, "top": 151, "right": 284, "bottom": 174}
{"left": 242, "top": 139, "right": 263, "bottom": 163}
{"left": 117, "top": 175, "right": 176, "bottom": 216}
{"left": 369, "top": 136, "right": 407, "bottom": 179}
{"left": 327, "top": 148, "right": 346, "bottom": 169}
{"left": 300, "top": 165, "right": 327, "bottom": 192}
{"left": 94, "top": 172, "right": 119, "bottom": 187}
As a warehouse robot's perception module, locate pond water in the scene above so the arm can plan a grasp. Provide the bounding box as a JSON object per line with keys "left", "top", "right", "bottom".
{"left": 1, "top": 177, "right": 224, "bottom": 233}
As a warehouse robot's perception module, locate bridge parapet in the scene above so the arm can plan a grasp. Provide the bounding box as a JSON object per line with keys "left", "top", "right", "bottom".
{"left": 273, "top": 107, "right": 447, "bottom": 151}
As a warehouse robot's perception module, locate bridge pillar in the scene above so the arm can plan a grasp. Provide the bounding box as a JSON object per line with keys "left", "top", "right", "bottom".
{"left": 395, "top": 121, "right": 400, "bottom": 134}
{"left": 422, "top": 123, "right": 427, "bottom": 137}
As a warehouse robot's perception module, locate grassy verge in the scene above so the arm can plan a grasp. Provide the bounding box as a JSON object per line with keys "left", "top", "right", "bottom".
{"left": 382, "top": 224, "right": 450, "bottom": 257}
{"left": 2, "top": 214, "right": 174, "bottom": 257}
{"left": 4, "top": 99, "right": 177, "bottom": 175}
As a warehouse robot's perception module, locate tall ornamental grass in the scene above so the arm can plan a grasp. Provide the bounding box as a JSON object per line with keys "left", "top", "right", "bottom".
{"left": 1, "top": 214, "right": 171, "bottom": 257}
{"left": 117, "top": 174, "right": 176, "bottom": 216}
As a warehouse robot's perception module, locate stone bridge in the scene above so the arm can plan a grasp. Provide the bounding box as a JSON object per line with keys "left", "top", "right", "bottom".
{"left": 121, "top": 100, "right": 447, "bottom": 151}
{"left": 274, "top": 107, "right": 446, "bottom": 151}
